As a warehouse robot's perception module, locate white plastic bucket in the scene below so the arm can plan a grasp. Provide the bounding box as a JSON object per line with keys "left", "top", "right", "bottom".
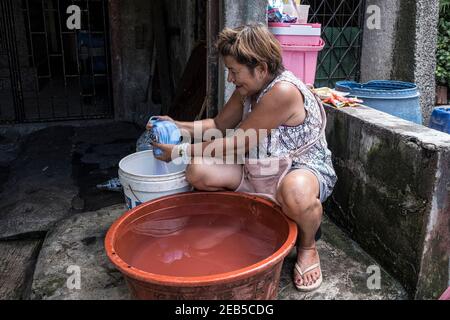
{"left": 118, "top": 150, "right": 192, "bottom": 209}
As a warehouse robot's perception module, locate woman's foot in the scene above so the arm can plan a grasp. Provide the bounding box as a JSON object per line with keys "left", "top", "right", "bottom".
{"left": 293, "top": 246, "right": 322, "bottom": 291}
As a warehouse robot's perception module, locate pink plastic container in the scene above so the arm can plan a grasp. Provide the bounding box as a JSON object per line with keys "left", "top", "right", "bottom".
{"left": 269, "top": 22, "right": 322, "bottom": 46}
{"left": 269, "top": 23, "right": 325, "bottom": 84}
{"left": 280, "top": 39, "right": 325, "bottom": 85}
{"left": 275, "top": 34, "right": 321, "bottom": 46}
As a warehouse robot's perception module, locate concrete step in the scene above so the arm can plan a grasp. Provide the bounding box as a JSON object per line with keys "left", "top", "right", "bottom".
{"left": 31, "top": 205, "right": 131, "bottom": 300}
{"left": 0, "top": 239, "right": 43, "bottom": 299}
{"left": 278, "top": 216, "right": 408, "bottom": 300}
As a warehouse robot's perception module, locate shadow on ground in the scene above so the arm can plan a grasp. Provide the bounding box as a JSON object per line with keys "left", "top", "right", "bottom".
{"left": 0, "top": 122, "right": 140, "bottom": 299}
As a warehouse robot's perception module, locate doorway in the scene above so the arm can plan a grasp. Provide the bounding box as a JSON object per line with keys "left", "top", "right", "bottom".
{"left": 0, "top": 0, "right": 113, "bottom": 123}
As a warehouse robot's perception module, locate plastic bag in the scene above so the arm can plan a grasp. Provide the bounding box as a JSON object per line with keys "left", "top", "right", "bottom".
{"left": 136, "top": 130, "right": 153, "bottom": 152}
{"left": 96, "top": 177, "right": 122, "bottom": 192}
{"left": 268, "top": 1, "right": 297, "bottom": 23}
{"left": 269, "top": 0, "right": 283, "bottom": 10}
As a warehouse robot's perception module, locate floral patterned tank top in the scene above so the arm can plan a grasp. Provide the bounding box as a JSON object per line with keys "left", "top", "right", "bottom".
{"left": 242, "top": 70, "right": 337, "bottom": 196}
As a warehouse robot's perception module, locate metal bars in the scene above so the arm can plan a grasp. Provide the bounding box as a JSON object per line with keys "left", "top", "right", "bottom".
{"left": 301, "top": 0, "right": 367, "bottom": 88}
{"left": 0, "top": 0, "right": 112, "bottom": 123}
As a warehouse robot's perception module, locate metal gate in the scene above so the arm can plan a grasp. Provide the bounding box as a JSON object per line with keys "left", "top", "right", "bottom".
{"left": 0, "top": 0, "right": 113, "bottom": 124}
{"left": 302, "top": 0, "right": 367, "bottom": 88}
{"left": 0, "top": 0, "right": 23, "bottom": 123}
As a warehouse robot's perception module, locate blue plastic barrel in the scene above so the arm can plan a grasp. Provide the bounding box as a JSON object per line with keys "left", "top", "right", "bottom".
{"left": 335, "top": 80, "right": 423, "bottom": 124}
{"left": 429, "top": 106, "right": 450, "bottom": 134}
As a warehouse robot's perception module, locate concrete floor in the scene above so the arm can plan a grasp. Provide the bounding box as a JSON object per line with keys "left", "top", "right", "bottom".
{"left": 0, "top": 123, "right": 408, "bottom": 300}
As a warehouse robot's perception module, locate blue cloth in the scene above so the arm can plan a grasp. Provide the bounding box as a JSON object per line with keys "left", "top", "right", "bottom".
{"left": 149, "top": 118, "right": 181, "bottom": 156}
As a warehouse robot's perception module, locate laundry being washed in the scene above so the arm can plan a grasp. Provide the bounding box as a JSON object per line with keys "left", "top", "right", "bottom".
{"left": 97, "top": 116, "right": 182, "bottom": 192}
{"left": 145, "top": 116, "right": 182, "bottom": 157}
{"left": 143, "top": 116, "right": 182, "bottom": 175}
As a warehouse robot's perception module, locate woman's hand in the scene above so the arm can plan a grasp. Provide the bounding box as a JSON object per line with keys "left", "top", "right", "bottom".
{"left": 146, "top": 115, "right": 174, "bottom": 130}
{"left": 151, "top": 141, "right": 177, "bottom": 162}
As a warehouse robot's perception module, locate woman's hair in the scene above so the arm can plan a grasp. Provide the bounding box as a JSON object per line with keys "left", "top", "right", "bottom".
{"left": 216, "top": 23, "right": 284, "bottom": 76}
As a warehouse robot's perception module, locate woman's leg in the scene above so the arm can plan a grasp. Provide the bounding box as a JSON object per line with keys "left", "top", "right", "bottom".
{"left": 185, "top": 159, "right": 243, "bottom": 191}
{"left": 276, "top": 169, "right": 322, "bottom": 288}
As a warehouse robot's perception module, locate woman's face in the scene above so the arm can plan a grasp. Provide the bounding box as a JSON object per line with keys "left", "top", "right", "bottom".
{"left": 224, "top": 56, "right": 267, "bottom": 96}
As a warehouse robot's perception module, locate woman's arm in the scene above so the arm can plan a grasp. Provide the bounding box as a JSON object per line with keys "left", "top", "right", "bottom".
{"left": 174, "top": 89, "right": 245, "bottom": 137}
{"left": 173, "top": 118, "right": 216, "bottom": 137}
{"left": 187, "top": 82, "right": 303, "bottom": 159}
{"left": 153, "top": 83, "right": 303, "bottom": 162}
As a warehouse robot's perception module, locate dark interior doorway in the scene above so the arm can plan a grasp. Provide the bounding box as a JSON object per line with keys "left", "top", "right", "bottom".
{"left": 0, "top": 0, "right": 113, "bottom": 124}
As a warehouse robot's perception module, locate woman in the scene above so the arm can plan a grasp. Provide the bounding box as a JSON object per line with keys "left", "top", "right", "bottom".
{"left": 151, "top": 23, "right": 337, "bottom": 292}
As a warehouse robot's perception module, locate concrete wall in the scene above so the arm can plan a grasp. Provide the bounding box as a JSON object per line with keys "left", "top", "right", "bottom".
{"left": 360, "top": 0, "right": 440, "bottom": 125}
{"left": 324, "top": 105, "right": 450, "bottom": 299}
{"left": 110, "top": 0, "right": 155, "bottom": 125}
{"left": 110, "top": 0, "right": 203, "bottom": 127}
{"left": 218, "top": 0, "right": 267, "bottom": 109}
{"left": 360, "top": 0, "right": 400, "bottom": 81}
{"left": 412, "top": 0, "right": 440, "bottom": 125}
{"left": 167, "top": 0, "right": 206, "bottom": 92}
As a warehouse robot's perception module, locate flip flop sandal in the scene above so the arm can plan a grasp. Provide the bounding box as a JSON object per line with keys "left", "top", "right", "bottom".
{"left": 294, "top": 262, "right": 323, "bottom": 292}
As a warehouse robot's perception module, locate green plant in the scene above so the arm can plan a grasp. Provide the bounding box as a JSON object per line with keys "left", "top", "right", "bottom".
{"left": 441, "top": 0, "right": 450, "bottom": 13}
{"left": 436, "top": 0, "right": 450, "bottom": 85}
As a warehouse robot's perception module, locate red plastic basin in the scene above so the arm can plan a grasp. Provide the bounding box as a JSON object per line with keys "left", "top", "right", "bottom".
{"left": 105, "top": 191, "right": 297, "bottom": 300}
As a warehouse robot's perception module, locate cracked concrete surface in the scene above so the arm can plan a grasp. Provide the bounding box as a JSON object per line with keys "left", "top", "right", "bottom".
{"left": 0, "top": 122, "right": 409, "bottom": 300}
{"left": 30, "top": 207, "right": 408, "bottom": 300}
